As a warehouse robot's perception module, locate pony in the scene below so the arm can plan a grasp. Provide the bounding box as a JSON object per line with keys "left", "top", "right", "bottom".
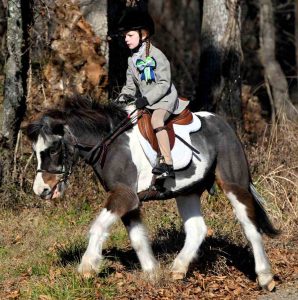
{"left": 26, "top": 95, "right": 278, "bottom": 290}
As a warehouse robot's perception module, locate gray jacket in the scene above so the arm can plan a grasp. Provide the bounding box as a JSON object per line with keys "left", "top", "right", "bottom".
{"left": 121, "top": 44, "right": 181, "bottom": 113}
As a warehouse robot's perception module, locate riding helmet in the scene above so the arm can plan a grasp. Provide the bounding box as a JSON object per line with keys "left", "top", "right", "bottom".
{"left": 118, "top": 8, "right": 155, "bottom": 36}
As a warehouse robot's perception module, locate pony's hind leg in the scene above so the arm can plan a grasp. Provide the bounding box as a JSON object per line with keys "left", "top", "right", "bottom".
{"left": 172, "top": 193, "right": 207, "bottom": 279}
{"left": 222, "top": 184, "right": 275, "bottom": 290}
{"left": 122, "top": 209, "right": 158, "bottom": 274}
{"left": 78, "top": 183, "right": 140, "bottom": 278}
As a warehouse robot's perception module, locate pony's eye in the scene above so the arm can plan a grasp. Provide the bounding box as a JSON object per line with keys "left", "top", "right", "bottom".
{"left": 49, "top": 147, "right": 59, "bottom": 155}
{"left": 49, "top": 142, "right": 61, "bottom": 155}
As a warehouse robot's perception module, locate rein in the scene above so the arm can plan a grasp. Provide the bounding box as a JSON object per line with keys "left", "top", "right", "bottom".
{"left": 84, "top": 108, "right": 140, "bottom": 168}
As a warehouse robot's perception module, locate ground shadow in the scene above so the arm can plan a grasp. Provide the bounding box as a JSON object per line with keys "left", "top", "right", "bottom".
{"left": 56, "top": 227, "right": 256, "bottom": 281}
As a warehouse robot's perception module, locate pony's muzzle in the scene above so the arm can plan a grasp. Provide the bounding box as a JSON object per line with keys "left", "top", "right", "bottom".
{"left": 40, "top": 187, "right": 52, "bottom": 199}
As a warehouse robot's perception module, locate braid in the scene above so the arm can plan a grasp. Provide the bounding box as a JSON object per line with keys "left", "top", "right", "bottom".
{"left": 146, "top": 38, "right": 150, "bottom": 57}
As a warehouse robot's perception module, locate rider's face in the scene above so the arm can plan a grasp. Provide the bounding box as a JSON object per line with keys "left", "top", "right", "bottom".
{"left": 124, "top": 31, "right": 141, "bottom": 49}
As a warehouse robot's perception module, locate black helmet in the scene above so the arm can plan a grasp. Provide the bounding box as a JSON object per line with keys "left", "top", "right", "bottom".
{"left": 118, "top": 8, "right": 155, "bottom": 36}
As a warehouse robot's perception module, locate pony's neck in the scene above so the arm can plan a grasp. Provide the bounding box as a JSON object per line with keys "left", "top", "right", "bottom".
{"left": 66, "top": 103, "right": 128, "bottom": 149}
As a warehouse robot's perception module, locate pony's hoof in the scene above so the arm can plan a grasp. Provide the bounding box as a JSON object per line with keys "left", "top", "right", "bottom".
{"left": 257, "top": 273, "right": 275, "bottom": 291}
{"left": 80, "top": 269, "right": 94, "bottom": 279}
{"left": 171, "top": 271, "right": 185, "bottom": 280}
{"left": 266, "top": 279, "right": 276, "bottom": 292}
{"left": 78, "top": 254, "right": 101, "bottom": 278}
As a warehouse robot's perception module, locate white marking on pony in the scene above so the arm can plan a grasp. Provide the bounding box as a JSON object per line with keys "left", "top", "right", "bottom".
{"left": 128, "top": 222, "right": 157, "bottom": 272}
{"left": 172, "top": 194, "right": 207, "bottom": 275}
{"left": 127, "top": 129, "right": 153, "bottom": 193}
{"left": 227, "top": 192, "right": 273, "bottom": 284}
{"left": 167, "top": 153, "right": 209, "bottom": 192}
{"left": 195, "top": 111, "right": 215, "bottom": 118}
{"left": 78, "top": 208, "right": 118, "bottom": 275}
{"left": 33, "top": 135, "right": 51, "bottom": 195}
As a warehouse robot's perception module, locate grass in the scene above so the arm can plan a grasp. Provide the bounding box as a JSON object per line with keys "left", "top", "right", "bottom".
{"left": 0, "top": 121, "right": 297, "bottom": 299}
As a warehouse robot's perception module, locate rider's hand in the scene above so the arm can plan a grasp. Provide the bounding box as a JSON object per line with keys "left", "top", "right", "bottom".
{"left": 135, "top": 96, "right": 149, "bottom": 109}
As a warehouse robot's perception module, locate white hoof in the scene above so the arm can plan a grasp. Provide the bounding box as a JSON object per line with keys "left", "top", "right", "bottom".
{"left": 78, "top": 254, "right": 102, "bottom": 278}
{"left": 257, "top": 272, "right": 275, "bottom": 291}
{"left": 171, "top": 259, "right": 188, "bottom": 280}
{"left": 171, "top": 271, "right": 185, "bottom": 280}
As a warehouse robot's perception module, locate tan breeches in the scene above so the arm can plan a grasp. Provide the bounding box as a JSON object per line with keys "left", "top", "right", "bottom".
{"left": 151, "top": 109, "right": 173, "bottom": 165}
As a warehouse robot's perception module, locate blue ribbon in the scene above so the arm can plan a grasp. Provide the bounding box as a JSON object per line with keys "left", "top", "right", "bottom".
{"left": 136, "top": 56, "right": 156, "bottom": 82}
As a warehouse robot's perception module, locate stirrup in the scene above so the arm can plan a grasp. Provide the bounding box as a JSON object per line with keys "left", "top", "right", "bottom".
{"left": 152, "top": 159, "right": 175, "bottom": 178}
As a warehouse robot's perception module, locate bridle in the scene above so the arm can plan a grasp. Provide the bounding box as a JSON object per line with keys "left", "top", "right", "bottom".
{"left": 36, "top": 138, "right": 75, "bottom": 194}
{"left": 35, "top": 102, "right": 142, "bottom": 194}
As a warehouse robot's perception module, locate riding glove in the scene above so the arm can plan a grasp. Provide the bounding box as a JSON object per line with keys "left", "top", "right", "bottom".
{"left": 135, "top": 96, "right": 149, "bottom": 109}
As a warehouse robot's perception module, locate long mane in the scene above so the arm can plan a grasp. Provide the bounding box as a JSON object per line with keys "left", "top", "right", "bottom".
{"left": 27, "top": 95, "right": 128, "bottom": 142}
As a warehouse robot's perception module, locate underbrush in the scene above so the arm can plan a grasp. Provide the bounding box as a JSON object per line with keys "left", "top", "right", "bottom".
{"left": 0, "top": 121, "right": 297, "bottom": 299}
{"left": 244, "top": 120, "right": 298, "bottom": 237}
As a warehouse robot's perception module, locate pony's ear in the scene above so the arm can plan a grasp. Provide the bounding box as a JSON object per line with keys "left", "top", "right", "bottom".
{"left": 25, "top": 121, "right": 43, "bottom": 141}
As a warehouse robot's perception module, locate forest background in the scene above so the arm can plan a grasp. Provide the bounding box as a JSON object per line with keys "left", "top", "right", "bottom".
{"left": 0, "top": 0, "right": 297, "bottom": 299}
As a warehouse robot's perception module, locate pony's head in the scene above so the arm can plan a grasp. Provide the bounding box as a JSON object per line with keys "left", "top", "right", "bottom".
{"left": 26, "top": 112, "right": 77, "bottom": 199}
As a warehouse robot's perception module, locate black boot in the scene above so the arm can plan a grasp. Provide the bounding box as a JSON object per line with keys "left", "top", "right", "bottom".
{"left": 152, "top": 162, "right": 175, "bottom": 178}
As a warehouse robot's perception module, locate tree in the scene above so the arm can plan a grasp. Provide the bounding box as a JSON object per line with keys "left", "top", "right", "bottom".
{"left": 0, "top": 0, "right": 32, "bottom": 185}
{"left": 75, "top": 0, "right": 109, "bottom": 63}
{"left": 149, "top": 0, "right": 200, "bottom": 99}
{"left": 198, "top": 0, "right": 242, "bottom": 129}
{"left": 259, "top": 0, "right": 298, "bottom": 122}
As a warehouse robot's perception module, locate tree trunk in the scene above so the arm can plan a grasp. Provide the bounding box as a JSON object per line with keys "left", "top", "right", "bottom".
{"left": 75, "top": 0, "right": 109, "bottom": 63}
{"left": 0, "top": 0, "right": 31, "bottom": 186}
{"left": 0, "top": 0, "right": 7, "bottom": 72}
{"left": 295, "top": 0, "right": 298, "bottom": 90}
{"left": 149, "top": 0, "right": 200, "bottom": 100}
{"left": 198, "top": 0, "right": 243, "bottom": 129}
{"left": 259, "top": 0, "right": 298, "bottom": 122}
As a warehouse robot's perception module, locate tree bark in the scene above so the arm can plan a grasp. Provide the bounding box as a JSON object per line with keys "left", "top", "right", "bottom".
{"left": 75, "top": 0, "right": 109, "bottom": 63}
{"left": 198, "top": 0, "right": 243, "bottom": 129}
{"left": 149, "top": 0, "right": 200, "bottom": 100}
{"left": 0, "top": 0, "right": 7, "bottom": 71}
{"left": 0, "top": 0, "right": 31, "bottom": 185}
{"left": 295, "top": 0, "right": 298, "bottom": 90}
{"left": 259, "top": 0, "right": 298, "bottom": 122}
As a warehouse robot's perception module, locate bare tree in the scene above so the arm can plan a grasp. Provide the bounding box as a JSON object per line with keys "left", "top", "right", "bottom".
{"left": 149, "top": 0, "right": 200, "bottom": 100}
{"left": 0, "top": 0, "right": 32, "bottom": 185}
{"left": 75, "top": 0, "right": 109, "bottom": 62}
{"left": 295, "top": 0, "right": 298, "bottom": 89}
{"left": 259, "top": 0, "right": 298, "bottom": 122}
{"left": 198, "top": 0, "right": 242, "bottom": 129}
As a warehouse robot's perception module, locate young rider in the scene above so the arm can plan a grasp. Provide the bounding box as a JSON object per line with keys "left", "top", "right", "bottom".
{"left": 117, "top": 8, "right": 187, "bottom": 178}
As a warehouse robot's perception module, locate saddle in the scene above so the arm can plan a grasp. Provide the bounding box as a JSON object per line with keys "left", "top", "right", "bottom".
{"left": 137, "top": 108, "right": 193, "bottom": 153}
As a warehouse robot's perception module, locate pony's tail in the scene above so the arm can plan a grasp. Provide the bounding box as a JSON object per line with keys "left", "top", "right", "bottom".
{"left": 250, "top": 183, "right": 280, "bottom": 238}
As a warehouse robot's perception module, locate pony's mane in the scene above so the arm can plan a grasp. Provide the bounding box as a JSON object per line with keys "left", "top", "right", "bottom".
{"left": 27, "top": 95, "right": 128, "bottom": 141}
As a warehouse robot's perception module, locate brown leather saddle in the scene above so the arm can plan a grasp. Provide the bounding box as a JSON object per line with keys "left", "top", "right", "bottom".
{"left": 137, "top": 108, "right": 193, "bottom": 152}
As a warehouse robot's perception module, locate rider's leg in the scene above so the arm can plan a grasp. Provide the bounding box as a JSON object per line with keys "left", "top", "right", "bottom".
{"left": 151, "top": 109, "right": 174, "bottom": 177}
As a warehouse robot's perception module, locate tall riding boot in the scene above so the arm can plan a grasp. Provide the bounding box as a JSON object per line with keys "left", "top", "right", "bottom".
{"left": 152, "top": 127, "right": 175, "bottom": 178}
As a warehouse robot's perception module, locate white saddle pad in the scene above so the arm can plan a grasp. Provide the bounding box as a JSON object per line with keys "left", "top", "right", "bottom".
{"left": 136, "top": 113, "right": 201, "bottom": 170}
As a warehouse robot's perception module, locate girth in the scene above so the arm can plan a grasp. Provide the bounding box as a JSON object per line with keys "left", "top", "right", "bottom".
{"left": 137, "top": 108, "right": 193, "bottom": 152}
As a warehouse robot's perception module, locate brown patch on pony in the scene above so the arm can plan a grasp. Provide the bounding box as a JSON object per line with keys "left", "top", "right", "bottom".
{"left": 42, "top": 173, "right": 61, "bottom": 189}
{"left": 104, "top": 183, "right": 139, "bottom": 218}
{"left": 215, "top": 170, "right": 257, "bottom": 227}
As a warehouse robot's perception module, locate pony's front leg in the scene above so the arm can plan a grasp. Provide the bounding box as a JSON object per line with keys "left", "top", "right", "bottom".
{"left": 78, "top": 207, "right": 117, "bottom": 277}
{"left": 78, "top": 183, "right": 139, "bottom": 278}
